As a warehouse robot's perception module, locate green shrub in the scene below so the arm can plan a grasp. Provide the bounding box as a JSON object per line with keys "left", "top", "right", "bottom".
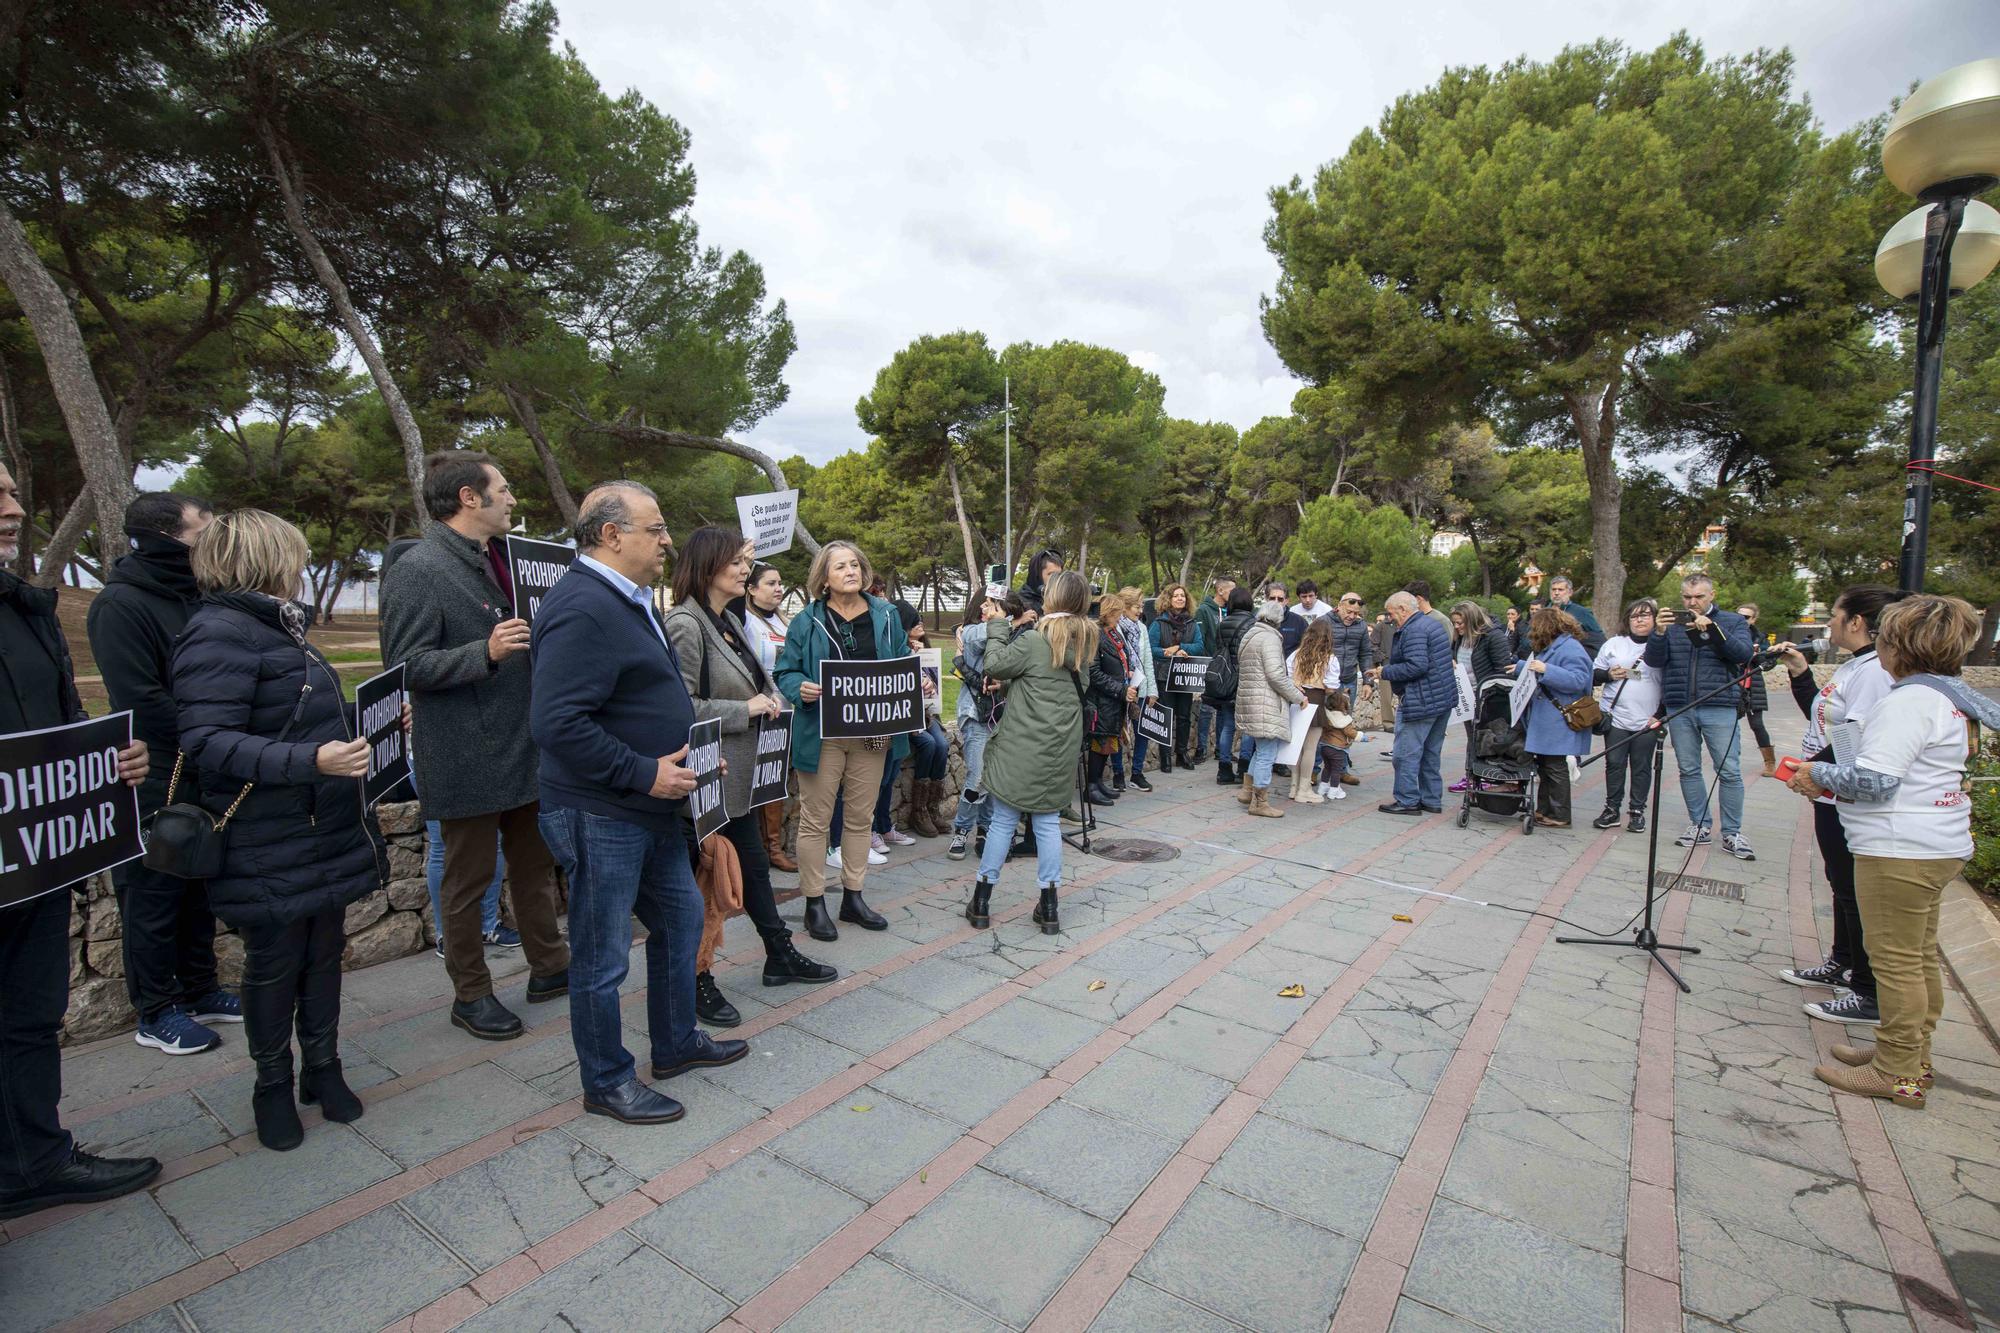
{"left": 1968, "top": 744, "right": 2000, "bottom": 897}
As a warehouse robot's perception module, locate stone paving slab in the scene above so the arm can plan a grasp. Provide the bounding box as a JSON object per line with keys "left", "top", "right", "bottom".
{"left": 10, "top": 715, "right": 2000, "bottom": 1332}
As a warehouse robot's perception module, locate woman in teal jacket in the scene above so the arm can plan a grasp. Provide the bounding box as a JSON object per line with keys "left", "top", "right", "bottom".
{"left": 774, "top": 540, "right": 911, "bottom": 941}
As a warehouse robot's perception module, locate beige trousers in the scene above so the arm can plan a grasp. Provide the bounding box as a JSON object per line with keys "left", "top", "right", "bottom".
{"left": 1854, "top": 854, "right": 1962, "bottom": 1080}
{"left": 795, "top": 738, "right": 888, "bottom": 898}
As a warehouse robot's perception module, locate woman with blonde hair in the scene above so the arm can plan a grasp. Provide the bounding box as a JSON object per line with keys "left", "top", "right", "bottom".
{"left": 171, "top": 510, "right": 386, "bottom": 1151}
{"left": 1111, "top": 586, "right": 1157, "bottom": 791}
{"left": 965, "top": 571, "right": 1094, "bottom": 935}
{"left": 1286, "top": 615, "right": 1340, "bottom": 803}
{"left": 774, "top": 540, "right": 911, "bottom": 941}
{"left": 1084, "top": 592, "right": 1135, "bottom": 804}
{"left": 1787, "top": 594, "right": 1997, "bottom": 1109}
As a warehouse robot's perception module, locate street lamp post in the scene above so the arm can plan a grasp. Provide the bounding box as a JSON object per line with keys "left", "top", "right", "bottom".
{"left": 1876, "top": 58, "right": 2000, "bottom": 592}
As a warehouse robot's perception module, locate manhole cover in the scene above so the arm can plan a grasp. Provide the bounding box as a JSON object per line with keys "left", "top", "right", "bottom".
{"left": 1654, "top": 872, "right": 1744, "bottom": 902}
{"left": 1090, "top": 838, "right": 1179, "bottom": 864}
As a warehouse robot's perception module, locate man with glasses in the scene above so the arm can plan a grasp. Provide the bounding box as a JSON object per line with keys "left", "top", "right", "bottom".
{"left": 1645, "top": 575, "right": 1757, "bottom": 860}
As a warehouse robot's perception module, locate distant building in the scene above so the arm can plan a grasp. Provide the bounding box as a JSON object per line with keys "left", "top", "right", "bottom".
{"left": 1429, "top": 529, "right": 1471, "bottom": 558}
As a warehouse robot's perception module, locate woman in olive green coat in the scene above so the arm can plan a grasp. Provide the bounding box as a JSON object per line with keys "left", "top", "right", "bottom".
{"left": 967, "top": 571, "right": 1095, "bottom": 936}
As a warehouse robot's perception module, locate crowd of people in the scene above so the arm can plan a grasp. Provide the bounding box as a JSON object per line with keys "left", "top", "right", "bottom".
{"left": 0, "top": 449, "right": 1987, "bottom": 1223}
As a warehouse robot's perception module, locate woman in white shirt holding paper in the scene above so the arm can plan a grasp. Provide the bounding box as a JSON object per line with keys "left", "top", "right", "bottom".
{"left": 1590, "top": 600, "right": 1664, "bottom": 832}
{"left": 1772, "top": 584, "right": 1901, "bottom": 1024}
{"left": 1785, "top": 594, "right": 1996, "bottom": 1111}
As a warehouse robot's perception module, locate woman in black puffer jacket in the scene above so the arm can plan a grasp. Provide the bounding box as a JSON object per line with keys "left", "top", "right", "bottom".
{"left": 173, "top": 511, "right": 385, "bottom": 1152}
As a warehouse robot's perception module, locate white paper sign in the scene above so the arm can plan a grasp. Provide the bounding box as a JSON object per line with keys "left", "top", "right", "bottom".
{"left": 1278, "top": 704, "right": 1316, "bottom": 768}
{"left": 1509, "top": 662, "right": 1539, "bottom": 727}
{"left": 736, "top": 489, "right": 799, "bottom": 558}
{"left": 1449, "top": 664, "right": 1477, "bottom": 724}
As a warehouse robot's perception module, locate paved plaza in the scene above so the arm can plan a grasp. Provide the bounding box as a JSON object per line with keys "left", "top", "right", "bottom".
{"left": 4, "top": 710, "right": 1999, "bottom": 1333}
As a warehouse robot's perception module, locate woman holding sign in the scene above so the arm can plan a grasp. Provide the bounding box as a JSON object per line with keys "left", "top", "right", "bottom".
{"left": 172, "top": 511, "right": 384, "bottom": 1153}
{"left": 775, "top": 541, "right": 912, "bottom": 942}
{"left": 733, "top": 561, "right": 799, "bottom": 872}
{"left": 664, "top": 528, "right": 837, "bottom": 1027}
{"left": 1149, "top": 583, "right": 1205, "bottom": 772}
{"left": 965, "top": 571, "right": 1094, "bottom": 936}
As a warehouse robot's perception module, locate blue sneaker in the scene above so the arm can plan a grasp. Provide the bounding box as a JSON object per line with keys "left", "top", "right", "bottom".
{"left": 134, "top": 1008, "right": 220, "bottom": 1056}
{"left": 187, "top": 990, "right": 242, "bottom": 1024}
{"left": 484, "top": 926, "right": 522, "bottom": 949}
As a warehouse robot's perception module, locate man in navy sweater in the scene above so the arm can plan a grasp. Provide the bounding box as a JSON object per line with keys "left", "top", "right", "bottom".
{"left": 530, "top": 481, "right": 747, "bottom": 1125}
{"left": 1370, "top": 591, "right": 1456, "bottom": 815}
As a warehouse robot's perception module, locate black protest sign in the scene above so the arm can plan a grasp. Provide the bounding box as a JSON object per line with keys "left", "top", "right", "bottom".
{"left": 748, "top": 709, "right": 792, "bottom": 810}
{"left": 818, "top": 656, "right": 925, "bottom": 741}
{"left": 0, "top": 712, "right": 142, "bottom": 908}
{"left": 505, "top": 535, "right": 576, "bottom": 624}
{"left": 687, "top": 717, "right": 727, "bottom": 844}
{"left": 1138, "top": 698, "right": 1174, "bottom": 749}
{"left": 352, "top": 665, "right": 412, "bottom": 808}
{"left": 1166, "top": 655, "right": 1211, "bottom": 695}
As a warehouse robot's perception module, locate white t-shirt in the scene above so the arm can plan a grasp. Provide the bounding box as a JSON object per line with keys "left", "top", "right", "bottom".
{"left": 1593, "top": 635, "right": 1662, "bottom": 732}
{"left": 742, "top": 608, "right": 788, "bottom": 675}
{"left": 1838, "top": 683, "right": 1975, "bottom": 860}
{"left": 1295, "top": 601, "right": 1334, "bottom": 623}
{"left": 1802, "top": 648, "right": 1893, "bottom": 807}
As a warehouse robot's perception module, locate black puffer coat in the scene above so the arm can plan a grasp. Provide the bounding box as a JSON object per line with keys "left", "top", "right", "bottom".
{"left": 171, "top": 591, "right": 382, "bottom": 930}
{"left": 1086, "top": 633, "right": 1127, "bottom": 738}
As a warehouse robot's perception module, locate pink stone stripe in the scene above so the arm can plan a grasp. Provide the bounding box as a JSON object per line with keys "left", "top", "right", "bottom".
{"left": 1323, "top": 828, "right": 1621, "bottom": 1333}
{"left": 1033, "top": 808, "right": 1577, "bottom": 1333}
{"left": 1783, "top": 805, "right": 1975, "bottom": 1332}
{"left": 40, "top": 800, "right": 1275, "bottom": 1333}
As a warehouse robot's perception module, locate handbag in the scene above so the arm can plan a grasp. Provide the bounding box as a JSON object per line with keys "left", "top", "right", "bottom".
{"left": 143, "top": 681, "right": 311, "bottom": 879}
{"left": 1540, "top": 679, "right": 1602, "bottom": 733}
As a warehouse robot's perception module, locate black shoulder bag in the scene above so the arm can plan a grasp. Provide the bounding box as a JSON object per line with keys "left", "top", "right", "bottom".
{"left": 144, "top": 682, "right": 311, "bottom": 880}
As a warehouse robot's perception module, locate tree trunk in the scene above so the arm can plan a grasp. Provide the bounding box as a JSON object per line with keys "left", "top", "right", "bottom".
{"left": 1077, "top": 520, "right": 1090, "bottom": 581}
{"left": 0, "top": 353, "right": 33, "bottom": 577}
{"left": 257, "top": 120, "right": 429, "bottom": 517}
{"left": 1569, "top": 371, "right": 1626, "bottom": 625}
{"left": 1179, "top": 544, "right": 1194, "bottom": 588}
{"left": 501, "top": 382, "right": 578, "bottom": 528}
{"left": 1467, "top": 525, "right": 1491, "bottom": 597}
{"left": 1147, "top": 530, "right": 1160, "bottom": 594}
{"left": 1975, "top": 599, "right": 2000, "bottom": 666}
{"left": 0, "top": 199, "right": 133, "bottom": 548}
{"left": 944, "top": 455, "right": 983, "bottom": 590}
{"left": 32, "top": 488, "right": 93, "bottom": 589}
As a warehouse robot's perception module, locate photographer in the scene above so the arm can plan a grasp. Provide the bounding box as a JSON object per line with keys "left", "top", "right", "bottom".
{"left": 948, "top": 593, "right": 1023, "bottom": 860}
{"left": 963, "top": 572, "right": 1093, "bottom": 936}
{"left": 1645, "top": 575, "right": 1756, "bottom": 860}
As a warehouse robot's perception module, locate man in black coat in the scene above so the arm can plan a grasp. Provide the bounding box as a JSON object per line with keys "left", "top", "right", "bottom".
{"left": 0, "top": 465, "right": 159, "bottom": 1220}
{"left": 87, "top": 492, "right": 236, "bottom": 1057}
{"left": 380, "top": 452, "right": 570, "bottom": 1041}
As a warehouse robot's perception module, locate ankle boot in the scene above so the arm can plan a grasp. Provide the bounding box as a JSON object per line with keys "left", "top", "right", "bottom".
{"left": 1031, "top": 883, "right": 1060, "bottom": 935}
{"left": 1237, "top": 771, "right": 1254, "bottom": 805}
{"left": 252, "top": 1075, "right": 304, "bottom": 1152}
{"left": 839, "top": 888, "right": 888, "bottom": 930}
{"left": 1760, "top": 745, "right": 1778, "bottom": 778}
{"left": 1215, "top": 760, "right": 1235, "bottom": 785}
{"left": 299, "top": 1061, "right": 364, "bottom": 1123}
{"left": 919, "top": 780, "right": 947, "bottom": 836}
{"left": 966, "top": 878, "right": 994, "bottom": 928}
{"left": 1248, "top": 786, "right": 1285, "bottom": 818}
{"left": 802, "top": 894, "right": 838, "bottom": 941}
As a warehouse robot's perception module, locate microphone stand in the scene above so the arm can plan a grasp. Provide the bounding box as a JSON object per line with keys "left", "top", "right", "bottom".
{"left": 1558, "top": 639, "right": 1784, "bottom": 993}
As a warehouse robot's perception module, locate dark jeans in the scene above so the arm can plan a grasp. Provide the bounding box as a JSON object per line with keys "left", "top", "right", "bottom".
{"left": 713, "top": 814, "right": 791, "bottom": 955}
{"left": 538, "top": 806, "right": 702, "bottom": 1097}
{"left": 111, "top": 858, "right": 218, "bottom": 1022}
{"left": 1316, "top": 743, "right": 1350, "bottom": 781}
{"left": 240, "top": 904, "right": 345, "bottom": 1087}
{"left": 1816, "top": 800, "right": 1875, "bottom": 998}
{"left": 910, "top": 719, "right": 949, "bottom": 781}
{"left": 1745, "top": 709, "right": 1771, "bottom": 749}
{"left": 1167, "top": 692, "right": 1195, "bottom": 765}
{"left": 1602, "top": 724, "right": 1660, "bottom": 815}
{"left": 0, "top": 889, "right": 72, "bottom": 1190}
{"left": 1532, "top": 753, "right": 1572, "bottom": 823}
{"left": 439, "top": 802, "right": 571, "bottom": 1004}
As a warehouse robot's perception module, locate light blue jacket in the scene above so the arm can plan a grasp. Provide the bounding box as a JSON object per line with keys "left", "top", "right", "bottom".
{"left": 1523, "top": 633, "right": 1595, "bottom": 757}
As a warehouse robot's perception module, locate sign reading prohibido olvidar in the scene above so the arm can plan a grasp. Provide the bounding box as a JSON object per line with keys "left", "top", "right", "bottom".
{"left": 1166, "top": 655, "right": 1210, "bottom": 695}
{"left": 0, "top": 712, "right": 143, "bottom": 908}
{"left": 504, "top": 535, "right": 576, "bottom": 625}
{"left": 1138, "top": 698, "right": 1174, "bottom": 750}
{"left": 352, "top": 664, "right": 412, "bottom": 808}
{"left": 818, "top": 656, "right": 925, "bottom": 741}
{"left": 687, "top": 717, "right": 727, "bottom": 844}
{"left": 748, "top": 709, "right": 792, "bottom": 810}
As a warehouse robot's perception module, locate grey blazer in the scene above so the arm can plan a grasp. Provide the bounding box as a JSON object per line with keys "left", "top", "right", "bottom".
{"left": 379, "top": 526, "right": 538, "bottom": 821}
{"left": 662, "top": 599, "right": 779, "bottom": 821}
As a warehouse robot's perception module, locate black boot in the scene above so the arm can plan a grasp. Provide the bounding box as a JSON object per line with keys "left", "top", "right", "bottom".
{"left": 695, "top": 971, "right": 741, "bottom": 1028}
{"left": 1111, "top": 772, "right": 1127, "bottom": 792}
{"left": 1032, "top": 884, "right": 1060, "bottom": 935}
{"left": 299, "top": 1061, "right": 364, "bottom": 1123}
{"left": 839, "top": 889, "right": 888, "bottom": 931}
{"left": 966, "top": 878, "right": 994, "bottom": 928}
{"left": 253, "top": 1074, "right": 304, "bottom": 1152}
{"left": 1216, "top": 760, "right": 1236, "bottom": 785}
{"left": 803, "top": 894, "right": 838, "bottom": 942}
{"left": 1160, "top": 754, "right": 1173, "bottom": 773}
{"left": 1087, "top": 782, "right": 1120, "bottom": 805}
{"left": 763, "top": 938, "right": 837, "bottom": 986}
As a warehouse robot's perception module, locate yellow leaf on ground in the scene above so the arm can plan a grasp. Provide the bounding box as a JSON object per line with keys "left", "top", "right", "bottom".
{"left": 1392, "top": 914, "right": 1414, "bottom": 923}
{"left": 848, "top": 1104, "right": 872, "bottom": 1112}
{"left": 1087, "top": 979, "right": 1107, "bottom": 992}
{"left": 1278, "top": 984, "right": 1306, "bottom": 999}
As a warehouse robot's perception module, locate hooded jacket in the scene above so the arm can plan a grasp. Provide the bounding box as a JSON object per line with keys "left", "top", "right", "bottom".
{"left": 1233, "top": 600, "right": 1306, "bottom": 740}
{"left": 1019, "top": 551, "right": 1064, "bottom": 615}
{"left": 87, "top": 532, "right": 201, "bottom": 808}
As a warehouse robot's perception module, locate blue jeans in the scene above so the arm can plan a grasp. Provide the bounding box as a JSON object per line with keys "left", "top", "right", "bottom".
{"left": 536, "top": 807, "right": 702, "bottom": 1097}
{"left": 910, "top": 720, "right": 949, "bottom": 781}
{"left": 1196, "top": 700, "right": 1216, "bottom": 755}
{"left": 978, "top": 800, "right": 1061, "bottom": 885}
{"left": 1392, "top": 710, "right": 1450, "bottom": 809}
{"left": 953, "top": 719, "right": 993, "bottom": 834}
{"left": 425, "top": 820, "right": 505, "bottom": 938}
{"left": 1216, "top": 706, "right": 1237, "bottom": 764}
{"left": 1246, "top": 736, "right": 1283, "bottom": 788}
{"left": 1668, "top": 707, "right": 1745, "bottom": 836}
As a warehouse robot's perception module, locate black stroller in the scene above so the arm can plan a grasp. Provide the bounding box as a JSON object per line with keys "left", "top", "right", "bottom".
{"left": 1458, "top": 678, "right": 1539, "bottom": 834}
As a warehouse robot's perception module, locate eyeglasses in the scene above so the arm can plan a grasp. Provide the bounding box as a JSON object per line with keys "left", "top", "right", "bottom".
{"left": 619, "top": 522, "right": 671, "bottom": 539}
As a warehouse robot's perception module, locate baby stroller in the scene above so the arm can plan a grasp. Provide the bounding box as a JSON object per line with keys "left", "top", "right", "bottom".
{"left": 1458, "top": 678, "right": 1539, "bottom": 834}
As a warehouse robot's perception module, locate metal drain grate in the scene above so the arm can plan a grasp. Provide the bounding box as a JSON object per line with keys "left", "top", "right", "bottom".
{"left": 1654, "top": 872, "right": 1744, "bottom": 901}
{"left": 1089, "top": 838, "right": 1180, "bottom": 864}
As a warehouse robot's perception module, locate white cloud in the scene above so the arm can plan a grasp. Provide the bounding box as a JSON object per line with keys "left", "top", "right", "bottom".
{"left": 555, "top": 0, "right": 2000, "bottom": 466}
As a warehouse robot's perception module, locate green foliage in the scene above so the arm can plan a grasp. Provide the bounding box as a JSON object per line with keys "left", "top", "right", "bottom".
{"left": 1966, "top": 743, "right": 2000, "bottom": 898}
{"left": 1276, "top": 495, "right": 1449, "bottom": 607}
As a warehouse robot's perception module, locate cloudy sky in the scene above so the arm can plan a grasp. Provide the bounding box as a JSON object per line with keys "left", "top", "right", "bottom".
{"left": 554, "top": 0, "right": 1999, "bottom": 468}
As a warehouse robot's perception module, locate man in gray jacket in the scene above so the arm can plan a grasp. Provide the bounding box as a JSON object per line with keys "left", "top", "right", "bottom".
{"left": 380, "top": 452, "right": 570, "bottom": 1040}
